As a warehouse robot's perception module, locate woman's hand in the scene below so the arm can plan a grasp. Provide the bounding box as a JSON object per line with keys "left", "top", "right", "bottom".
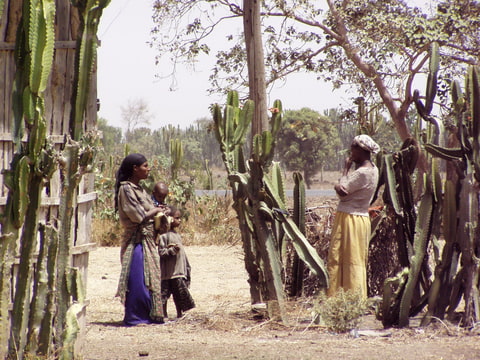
{"left": 146, "top": 206, "right": 166, "bottom": 220}
{"left": 334, "top": 183, "right": 349, "bottom": 197}
{"left": 343, "top": 157, "right": 353, "bottom": 176}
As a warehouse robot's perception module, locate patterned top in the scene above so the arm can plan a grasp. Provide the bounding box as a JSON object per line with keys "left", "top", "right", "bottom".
{"left": 118, "top": 181, "right": 155, "bottom": 252}
{"left": 336, "top": 166, "right": 379, "bottom": 216}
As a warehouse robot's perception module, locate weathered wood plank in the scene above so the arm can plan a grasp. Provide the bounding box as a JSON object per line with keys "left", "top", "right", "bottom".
{"left": 5, "top": 0, "right": 21, "bottom": 42}
{"left": 63, "top": 48, "right": 76, "bottom": 134}
{"left": 5, "top": 50, "right": 13, "bottom": 133}
{"left": 0, "top": 191, "right": 97, "bottom": 206}
{"left": 0, "top": 52, "right": 6, "bottom": 134}
{"left": 0, "top": 133, "right": 67, "bottom": 143}
{"left": 85, "top": 66, "right": 98, "bottom": 131}
{"left": 56, "top": 0, "right": 70, "bottom": 41}
{"left": 0, "top": 0, "right": 10, "bottom": 41}
{"left": 52, "top": 48, "right": 68, "bottom": 135}
{"left": 0, "top": 143, "right": 5, "bottom": 197}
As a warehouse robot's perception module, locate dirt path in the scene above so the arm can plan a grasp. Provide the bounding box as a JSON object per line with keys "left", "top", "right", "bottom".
{"left": 82, "top": 246, "right": 480, "bottom": 360}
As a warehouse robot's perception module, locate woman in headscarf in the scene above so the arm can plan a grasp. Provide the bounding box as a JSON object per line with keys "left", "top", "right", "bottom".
{"left": 115, "top": 153, "right": 165, "bottom": 325}
{"left": 327, "top": 134, "right": 380, "bottom": 299}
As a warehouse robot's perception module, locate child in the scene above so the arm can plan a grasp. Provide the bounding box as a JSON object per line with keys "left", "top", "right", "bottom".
{"left": 152, "top": 181, "right": 169, "bottom": 207}
{"left": 152, "top": 182, "right": 171, "bottom": 235}
{"left": 158, "top": 206, "right": 195, "bottom": 320}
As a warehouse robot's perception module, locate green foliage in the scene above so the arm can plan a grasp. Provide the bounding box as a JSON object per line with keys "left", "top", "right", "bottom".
{"left": 315, "top": 289, "right": 367, "bottom": 333}
{"left": 97, "top": 117, "right": 123, "bottom": 154}
{"left": 93, "top": 171, "right": 118, "bottom": 221}
{"left": 193, "top": 194, "right": 240, "bottom": 245}
{"left": 275, "top": 108, "right": 340, "bottom": 187}
{"left": 167, "top": 177, "right": 195, "bottom": 218}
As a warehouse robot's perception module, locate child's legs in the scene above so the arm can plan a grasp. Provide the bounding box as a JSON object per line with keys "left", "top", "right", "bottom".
{"left": 171, "top": 277, "right": 195, "bottom": 317}
{"left": 161, "top": 279, "right": 173, "bottom": 317}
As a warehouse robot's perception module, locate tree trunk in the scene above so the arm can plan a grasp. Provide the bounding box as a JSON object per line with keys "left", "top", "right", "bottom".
{"left": 243, "top": 2, "right": 286, "bottom": 320}
{"left": 243, "top": 0, "right": 268, "bottom": 136}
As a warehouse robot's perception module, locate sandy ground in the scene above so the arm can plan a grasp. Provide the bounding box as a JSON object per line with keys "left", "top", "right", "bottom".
{"left": 81, "top": 246, "right": 480, "bottom": 360}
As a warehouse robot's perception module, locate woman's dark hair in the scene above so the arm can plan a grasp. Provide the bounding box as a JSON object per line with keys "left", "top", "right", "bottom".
{"left": 114, "top": 153, "right": 147, "bottom": 211}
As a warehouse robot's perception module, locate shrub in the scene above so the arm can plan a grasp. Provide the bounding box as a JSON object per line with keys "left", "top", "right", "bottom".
{"left": 314, "top": 289, "right": 367, "bottom": 333}
{"left": 92, "top": 218, "right": 122, "bottom": 246}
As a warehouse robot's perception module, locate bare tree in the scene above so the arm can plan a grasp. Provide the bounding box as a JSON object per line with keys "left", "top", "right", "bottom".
{"left": 121, "top": 98, "right": 153, "bottom": 141}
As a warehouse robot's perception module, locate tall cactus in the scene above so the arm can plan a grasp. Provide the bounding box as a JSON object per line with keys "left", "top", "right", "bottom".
{"left": 169, "top": 138, "right": 184, "bottom": 180}
{"left": 375, "top": 42, "right": 444, "bottom": 328}
{"left": 289, "top": 172, "right": 306, "bottom": 297}
{"left": 213, "top": 91, "right": 328, "bottom": 320}
{"left": 70, "top": 0, "right": 111, "bottom": 140}
{"left": 5, "top": 0, "right": 57, "bottom": 357}
{"left": 422, "top": 65, "right": 480, "bottom": 327}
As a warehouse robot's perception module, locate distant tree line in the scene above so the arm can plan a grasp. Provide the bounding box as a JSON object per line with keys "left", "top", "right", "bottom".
{"left": 97, "top": 104, "right": 411, "bottom": 188}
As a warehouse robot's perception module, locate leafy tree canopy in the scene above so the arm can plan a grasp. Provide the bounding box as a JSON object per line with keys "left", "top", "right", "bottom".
{"left": 275, "top": 108, "right": 340, "bottom": 188}
{"left": 151, "top": 0, "right": 480, "bottom": 141}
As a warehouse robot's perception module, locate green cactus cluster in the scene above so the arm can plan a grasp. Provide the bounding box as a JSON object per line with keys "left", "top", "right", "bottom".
{"left": 421, "top": 64, "right": 480, "bottom": 328}
{"left": 212, "top": 91, "right": 328, "bottom": 321}
{"left": 0, "top": 0, "right": 107, "bottom": 358}
{"left": 377, "top": 42, "right": 480, "bottom": 328}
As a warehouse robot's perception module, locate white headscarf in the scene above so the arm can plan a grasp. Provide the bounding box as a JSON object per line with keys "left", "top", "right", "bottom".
{"left": 353, "top": 134, "right": 380, "bottom": 154}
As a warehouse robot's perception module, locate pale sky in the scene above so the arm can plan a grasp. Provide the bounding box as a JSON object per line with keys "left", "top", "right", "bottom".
{"left": 96, "top": 0, "right": 351, "bottom": 131}
{"left": 96, "top": 0, "right": 431, "bottom": 131}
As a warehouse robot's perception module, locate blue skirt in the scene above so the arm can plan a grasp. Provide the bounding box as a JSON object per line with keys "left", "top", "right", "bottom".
{"left": 124, "top": 243, "right": 153, "bottom": 325}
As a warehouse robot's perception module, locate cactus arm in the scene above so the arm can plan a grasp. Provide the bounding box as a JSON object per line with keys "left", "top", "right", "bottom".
{"left": 169, "top": 138, "right": 183, "bottom": 180}
{"left": 263, "top": 175, "right": 328, "bottom": 286}
{"left": 227, "top": 89, "right": 239, "bottom": 108}
{"left": 268, "top": 162, "right": 286, "bottom": 209}
{"left": 59, "top": 303, "right": 83, "bottom": 360}
{"left": 11, "top": 156, "right": 31, "bottom": 228}
{"left": 224, "top": 104, "right": 234, "bottom": 149}
{"left": 381, "top": 268, "right": 409, "bottom": 327}
{"left": 399, "top": 181, "right": 434, "bottom": 327}
{"left": 37, "top": 224, "right": 59, "bottom": 355}
{"left": 424, "top": 42, "right": 439, "bottom": 114}
{"left": 260, "top": 131, "right": 274, "bottom": 164}
{"left": 54, "top": 139, "right": 81, "bottom": 351}
{"left": 384, "top": 154, "right": 403, "bottom": 216}
{"left": 234, "top": 100, "right": 253, "bottom": 145}
{"left": 281, "top": 218, "right": 328, "bottom": 287}
{"left": 212, "top": 104, "right": 224, "bottom": 144}
{"left": 424, "top": 143, "right": 464, "bottom": 161}
{"left": 471, "top": 67, "right": 480, "bottom": 141}
{"left": 26, "top": 224, "right": 57, "bottom": 355}
{"left": 293, "top": 172, "right": 305, "bottom": 235}
{"left": 269, "top": 99, "right": 283, "bottom": 137}
{"left": 71, "top": 0, "right": 110, "bottom": 140}
{"left": 290, "top": 171, "right": 306, "bottom": 296}
{"left": 9, "top": 171, "right": 44, "bottom": 357}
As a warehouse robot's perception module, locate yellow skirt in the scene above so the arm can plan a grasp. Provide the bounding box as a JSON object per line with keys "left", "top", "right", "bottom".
{"left": 326, "top": 211, "right": 370, "bottom": 298}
